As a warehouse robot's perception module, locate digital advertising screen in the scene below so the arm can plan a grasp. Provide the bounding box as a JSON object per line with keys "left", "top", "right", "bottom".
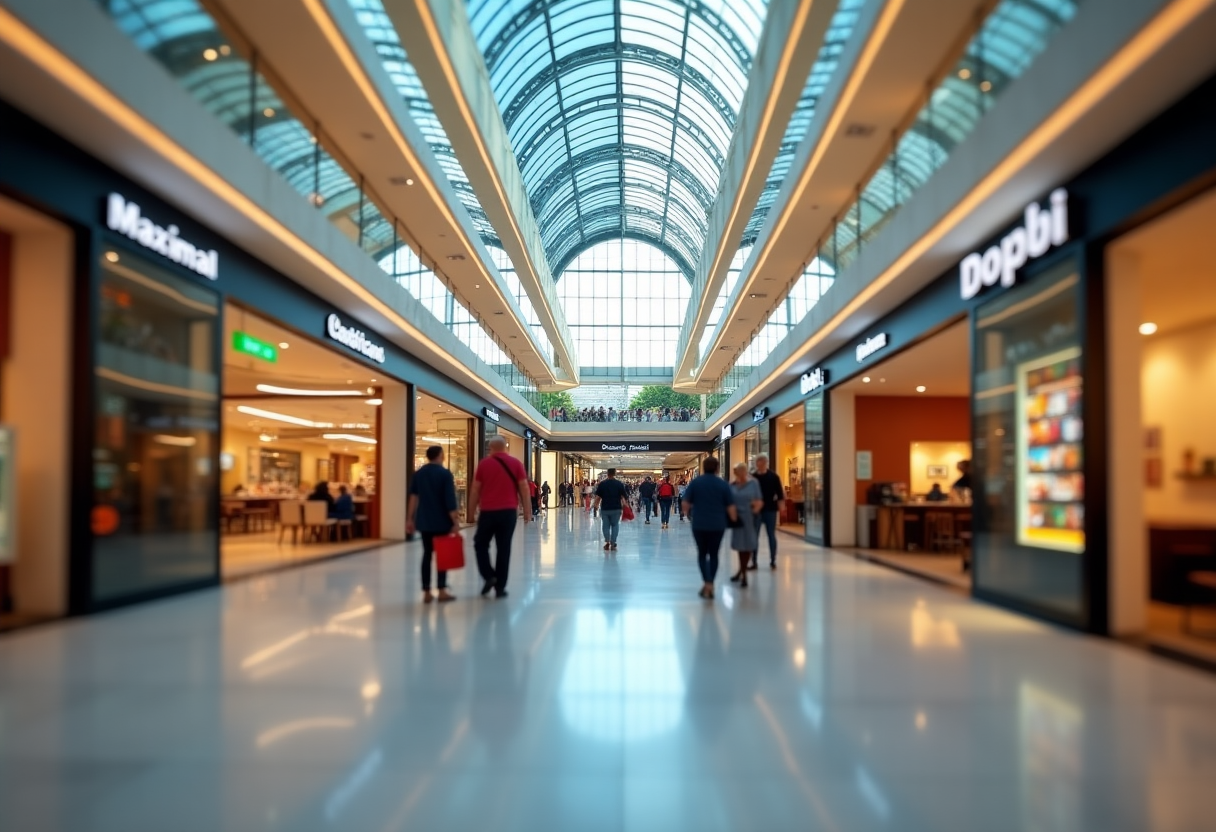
{"left": 1016, "top": 347, "right": 1085, "bottom": 553}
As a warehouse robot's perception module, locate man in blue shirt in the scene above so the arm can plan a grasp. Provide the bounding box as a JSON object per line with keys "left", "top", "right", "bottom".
{"left": 407, "top": 445, "right": 461, "bottom": 604}
{"left": 593, "top": 468, "right": 628, "bottom": 551}
{"left": 681, "top": 457, "right": 739, "bottom": 600}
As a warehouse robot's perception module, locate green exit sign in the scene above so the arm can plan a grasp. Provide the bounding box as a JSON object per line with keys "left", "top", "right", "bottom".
{"left": 233, "top": 331, "right": 277, "bottom": 362}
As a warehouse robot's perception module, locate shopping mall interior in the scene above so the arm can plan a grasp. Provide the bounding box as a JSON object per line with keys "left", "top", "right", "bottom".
{"left": 1, "top": 0, "right": 1216, "bottom": 828}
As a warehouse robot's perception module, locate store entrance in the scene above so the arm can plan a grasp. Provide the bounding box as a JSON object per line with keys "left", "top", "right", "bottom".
{"left": 835, "top": 320, "right": 973, "bottom": 587}
{"left": 221, "top": 306, "right": 397, "bottom": 579}
{"left": 414, "top": 391, "right": 475, "bottom": 520}
{"left": 1107, "top": 185, "right": 1216, "bottom": 661}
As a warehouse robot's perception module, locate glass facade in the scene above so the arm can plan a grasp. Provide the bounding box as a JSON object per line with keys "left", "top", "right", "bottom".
{"left": 93, "top": 249, "right": 220, "bottom": 603}
{"left": 805, "top": 393, "right": 825, "bottom": 544}
{"left": 972, "top": 258, "right": 1085, "bottom": 620}
{"left": 556, "top": 239, "right": 691, "bottom": 374}
{"left": 708, "top": 0, "right": 1081, "bottom": 413}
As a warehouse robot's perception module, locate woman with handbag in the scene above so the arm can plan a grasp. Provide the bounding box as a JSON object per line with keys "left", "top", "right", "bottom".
{"left": 728, "top": 462, "right": 764, "bottom": 588}
{"left": 407, "top": 445, "right": 461, "bottom": 604}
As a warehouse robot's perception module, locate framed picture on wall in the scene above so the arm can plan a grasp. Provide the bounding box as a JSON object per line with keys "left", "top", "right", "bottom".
{"left": 926, "top": 464, "right": 949, "bottom": 479}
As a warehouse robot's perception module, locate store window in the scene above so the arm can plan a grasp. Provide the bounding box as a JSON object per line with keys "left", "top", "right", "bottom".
{"left": 972, "top": 258, "right": 1084, "bottom": 620}
{"left": 805, "top": 394, "right": 826, "bottom": 543}
{"left": 93, "top": 249, "right": 220, "bottom": 603}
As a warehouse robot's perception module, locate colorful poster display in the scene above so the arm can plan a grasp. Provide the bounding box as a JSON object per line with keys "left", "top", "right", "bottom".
{"left": 1016, "top": 347, "right": 1084, "bottom": 552}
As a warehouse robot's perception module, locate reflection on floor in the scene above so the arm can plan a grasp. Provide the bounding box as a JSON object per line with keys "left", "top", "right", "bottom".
{"left": 842, "top": 548, "right": 971, "bottom": 590}
{"left": 222, "top": 530, "right": 383, "bottom": 580}
{"left": 1147, "top": 601, "right": 1216, "bottom": 667}
{"left": 778, "top": 523, "right": 805, "bottom": 537}
{"left": 3, "top": 510, "right": 1216, "bottom": 831}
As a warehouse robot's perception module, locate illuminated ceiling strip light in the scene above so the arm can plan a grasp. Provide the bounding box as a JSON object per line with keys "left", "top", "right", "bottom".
{"left": 706, "top": 0, "right": 1210, "bottom": 430}
{"left": 96, "top": 367, "right": 218, "bottom": 401}
{"left": 153, "top": 434, "right": 197, "bottom": 446}
{"left": 255, "top": 383, "right": 364, "bottom": 396}
{"left": 300, "top": 0, "right": 556, "bottom": 379}
{"left": 0, "top": 5, "right": 548, "bottom": 429}
{"left": 686, "top": 0, "right": 815, "bottom": 347}
{"left": 691, "top": 0, "right": 909, "bottom": 381}
{"left": 403, "top": 0, "right": 570, "bottom": 362}
{"left": 236, "top": 405, "right": 328, "bottom": 427}
{"left": 322, "top": 433, "right": 378, "bottom": 444}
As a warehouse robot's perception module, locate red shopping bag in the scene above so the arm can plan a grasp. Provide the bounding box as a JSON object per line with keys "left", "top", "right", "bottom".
{"left": 433, "top": 533, "right": 465, "bottom": 571}
{"left": 621, "top": 503, "right": 635, "bottom": 522}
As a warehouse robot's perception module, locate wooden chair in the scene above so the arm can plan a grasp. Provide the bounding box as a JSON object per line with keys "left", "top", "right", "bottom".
{"left": 302, "top": 500, "right": 337, "bottom": 542}
{"left": 277, "top": 500, "right": 304, "bottom": 544}
{"left": 927, "top": 512, "right": 959, "bottom": 553}
{"left": 336, "top": 518, "right": 355, "bottom": 541}
{"left": 221, "top": 502, "right": 246, "bottom": 534}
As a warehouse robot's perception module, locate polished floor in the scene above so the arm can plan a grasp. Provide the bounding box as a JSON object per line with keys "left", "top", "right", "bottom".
{"left": 221, "top": 530, "right": 384, "bottom": 580}
{"left": 2, "top": 510, "right": 1216, "bottom": 832}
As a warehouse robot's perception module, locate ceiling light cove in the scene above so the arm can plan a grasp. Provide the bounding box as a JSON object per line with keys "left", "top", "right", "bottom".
{"left": 322, "top": 434, "right": 377, "bottom": 445}
{"left": 255, "top": 384, "right": 364, "bottom": 397}
{"left": 236, "top": 405, "right": 331, "bottom": 428}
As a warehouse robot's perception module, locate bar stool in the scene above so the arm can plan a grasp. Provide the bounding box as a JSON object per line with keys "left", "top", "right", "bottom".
{"left": 221, "top": 502, "right": 246, "bottom": 534}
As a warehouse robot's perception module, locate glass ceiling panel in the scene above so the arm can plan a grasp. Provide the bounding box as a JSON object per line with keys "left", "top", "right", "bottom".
{"left": 466, "top": 0, "right": 769, "bottom": 278}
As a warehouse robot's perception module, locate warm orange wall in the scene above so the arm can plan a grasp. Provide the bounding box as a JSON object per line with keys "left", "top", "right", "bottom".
{"left": 853, "top": 396, "right": 971, "bottom": 504}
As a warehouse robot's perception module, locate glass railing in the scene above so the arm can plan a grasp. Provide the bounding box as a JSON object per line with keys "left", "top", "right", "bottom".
{"left": 708, "top": 0, "right": 1080, "bottom": 414}
{"left": 96, "top": 0, "right": 543, "bottom": 408}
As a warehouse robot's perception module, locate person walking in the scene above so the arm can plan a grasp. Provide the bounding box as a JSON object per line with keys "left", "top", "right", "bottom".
{"left": 541, "top": 481, "right": 551, "bottom": 511}
{"left": 593, "top": 468, "right": 628, "bottom": 551}
{"left": 407, "top": 445, "right": 461, "bottom": 604}
{"left": 751, "top": 454, "right": 786, "bottom": 570}
{"left": 728, "top": 463, "right": 764, "bottom": 587}
{"left": 528, "top": 479, "right": 540, "bottom": 518}
{"left": 583, "top": 480, "right": 594, "bottom": 513}
{"left": 681, "top": 457, "right": 738, "bottom": 600}
{"left": 656, "top": 475, "right": 677, "bottom": 528}
{"left": 637, "top": 476, "right": 657, "bottom": 524}
{"left": 470, "top": 435, "right": 530, "bottom": 599}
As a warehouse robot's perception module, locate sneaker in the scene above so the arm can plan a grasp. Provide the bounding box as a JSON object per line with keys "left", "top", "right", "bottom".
{"left": 610, "top": 543, "right": 618, "bottom": 550}
{"left": 645, "top": 520, "right": 650, "bottom": 524}
{"left": 495, "top": 589, "right": 509, "bottom": 599}
{"left": 604, "top": 542, "right": 611, "bottom": 551}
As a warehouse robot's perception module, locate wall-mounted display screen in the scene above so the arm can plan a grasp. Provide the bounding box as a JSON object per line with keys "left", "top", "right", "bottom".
{"left": 1017, "top": 347, "right": 1084, "bottom": 552}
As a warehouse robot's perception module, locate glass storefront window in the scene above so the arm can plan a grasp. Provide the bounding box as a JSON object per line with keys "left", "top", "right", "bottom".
{"left": 93, "top": 250, "right": 220, "bottom": 602}
{"left": 805, "top": 394, "right": 826, "bottom": 543}
{"left": 972, "top": 258, "right": 1084, "bottom": 620}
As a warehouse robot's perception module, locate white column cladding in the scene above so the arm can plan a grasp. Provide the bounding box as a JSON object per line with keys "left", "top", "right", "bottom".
{"left": 1106, "top": 249, "right": 1146, "bottom": 635}
{"left": 829, "top": 390, "right": 856, "bottom": 547}
{"left": 378, "top": 384, "right": 408, "bottom": 541}
{"left": 3, "top": 220, "right": 73, "bottom": 615}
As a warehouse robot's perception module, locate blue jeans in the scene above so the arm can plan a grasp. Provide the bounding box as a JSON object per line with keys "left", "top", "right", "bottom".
{"left": 755, "top": 510, "right": 779, "bottom": 563}
{"left": 658, "top": 498, "right": 673, "bottom": 524}
{"left": 641, "top": 497, "right": 654, "bottom": 519}
{"left": 601, "top": 509, "right": 622, "bottom": 544}
{"left": 693, "top": 529, "right": 724, "bottom": 582}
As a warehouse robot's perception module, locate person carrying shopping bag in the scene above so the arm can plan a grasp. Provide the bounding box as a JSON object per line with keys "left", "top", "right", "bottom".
{"left": 407, "top": 445, "right": 461, "bottom": 604}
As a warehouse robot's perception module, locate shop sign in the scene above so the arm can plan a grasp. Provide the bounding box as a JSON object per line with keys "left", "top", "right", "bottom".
{"left": 325, "top": 314, "right": 386, "bottom": 364}
{"left": 601, "top": 443, "right": 652, "bottom": 452}
{"left": 721, "top": 424, "right": 734, "bottom": 441}
{"left": 856, "top": 333, "right": 888, "bottom": 362}
{"left": 483, "top": 407, "right": 500, "bottom": 422}
{"left": 232, "top": 331, "right": 277, "bottom": 363}
{"left": 105, "top": 193, "right": 218, "bottom": 280}
{"left": 800, "top": 367, "right": 828, "bottom": 394}
{"left": 752, "top": 407, "right": 768, "bottom": 423}
{"left": 960, "top": 189, "right": 1069, "bottom": 301}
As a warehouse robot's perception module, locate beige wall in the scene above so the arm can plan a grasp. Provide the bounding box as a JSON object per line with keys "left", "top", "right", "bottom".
{"left": 909, "top": 442, "right": 972, "bottom": 496}
{"left": 1, "top": 208, "right": 73, "bottom": 616}
{"left": 829, "top": 390, "right": 856, "bottom": 547}
{"left": 378, "top": 384, "right": 407, "bottom": 540}
{"left": 1142, "top": 321, "right": 1216, "bottom": 523}
{"left": 220, "top": 426, "right": 372, "bottom": 493}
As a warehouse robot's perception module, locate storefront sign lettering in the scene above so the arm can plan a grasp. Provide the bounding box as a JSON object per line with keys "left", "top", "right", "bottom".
{"left": 856, "top": 333, "right": 888, "bottom": 363}
{"left": 106, "top": 193, "right": 218, "bottom": 280}
{"left": 800, "top": 367, "right": 828, "bottom": 394}
{"left": 721, "top": 424, "right": 734, "bottom": 441}
{"left": 483, "top": 407, "right": 500, "bottom": 422}
{"left": 601, "top": 443, "right": 651, "bottom": 452}
{"left": 326, "top": 314, "right": 386, "bottom": 364}
{"left": 960, "top": 189, "right": 1069, "bottom": 301}
{"left": 752, "top": 407, "right": 768, "bottom": 423}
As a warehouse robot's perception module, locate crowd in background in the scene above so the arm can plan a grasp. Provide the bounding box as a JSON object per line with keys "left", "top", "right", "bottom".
{"left": 550, "top": 406, "right": 697, "bottom": 422}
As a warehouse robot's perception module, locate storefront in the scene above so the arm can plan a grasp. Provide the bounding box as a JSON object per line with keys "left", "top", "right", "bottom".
{"left": 0, "top": 99, "right": 541, "bottom": 619}
{"left": 414, "top": 392, "right": 477, "bottom": 519}
{"left": 736, "top": 73, "right": 1216, "bottom": 635}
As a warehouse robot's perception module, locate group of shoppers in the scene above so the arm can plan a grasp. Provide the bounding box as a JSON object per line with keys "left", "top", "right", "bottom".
{"left": 550, "top": 406, "right": 696, "bottom": 422}
{"left": 407, "top": 441, "right": 786, "bottom": 605}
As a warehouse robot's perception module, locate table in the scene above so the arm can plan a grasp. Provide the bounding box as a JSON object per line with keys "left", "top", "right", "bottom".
{"left": 875, "top": 504, "right": 972, "bottom": 552}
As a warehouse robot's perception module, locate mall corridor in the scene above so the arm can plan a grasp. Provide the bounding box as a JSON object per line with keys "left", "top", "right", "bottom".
{"left": 1, "top": 509, "right": 1214, "bottom": 832}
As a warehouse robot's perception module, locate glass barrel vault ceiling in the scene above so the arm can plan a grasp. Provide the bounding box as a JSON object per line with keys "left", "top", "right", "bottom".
{"left": 465, "top": 0, "right": 770, "bottom": 280}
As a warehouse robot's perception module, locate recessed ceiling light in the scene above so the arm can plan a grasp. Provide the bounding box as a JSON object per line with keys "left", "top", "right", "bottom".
{"left": 447, "top": 254, "right": 465, "bottom": 261}
{"left": 475, "top": 284, "right": 481, "bottom": 289}
{"left": 980, "top": 80, "right": 992, "bottom": 92}
{"left": 203, "top": 48, "right": 218, "bottom": 61}
{"left": 862, "top": 376, "right": 871, "bottom": 383}
{"left": 958, "top": 68, "right": 972, "bottom": 80}
{"left": 105, "top": 251, "right": 119, "bottom": 263}
{"left": 406, "top": 178, "right": 414, "bottom": 185}
{"left": 1139, "top": 322, "right": 1158, "bottom": 335}
{"left": 278, "top": 342, "right": 289, "bottom": 349}
{"left": 365, "top": 398, "right": 382, "bottom": 406}
{"left": 916, "top": 385, "right": 926, "bottom": 393}
{"left": 262, "top": 107, "right": 275, "bottom": 117}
